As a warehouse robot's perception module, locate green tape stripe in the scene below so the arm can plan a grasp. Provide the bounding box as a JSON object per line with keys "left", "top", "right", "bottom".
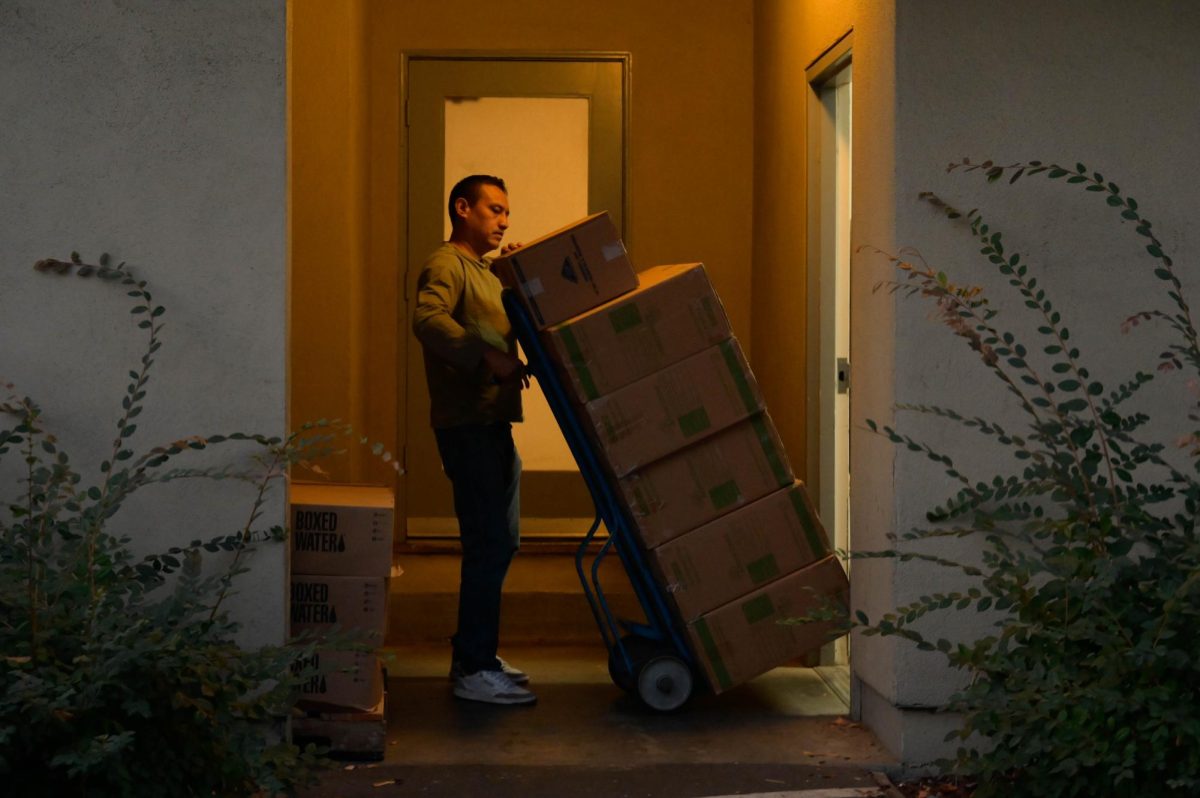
{"left": 692, "top": 618, "right": 732, "bottom": 690}
{"left": 557, "top": 327, "right": 599, "bottom": 400}
{"left": 746, "top": 553, "right": 780, "bottom": 585}
{"left": 788, "top": 488, "right": 829, "bottom": 558}
{"left": 751, "top": 416, "right": 791, "bottom": 485}
{"left": 608, "top": 303, "right": 643, "bottom": 333}
{"left": 720, "top": 340, "right": 759, "bottom": 414}
{"left": 677, "top": 407, "right": 711, "bottom": 437}
{"left": 741, "top": 593, "right": 776, "bottom": 624}
{"left": 708, "top": 479, "right": 741, "bottom": 510}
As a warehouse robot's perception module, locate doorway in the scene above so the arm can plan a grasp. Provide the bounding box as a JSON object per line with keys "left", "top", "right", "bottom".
{"left": 806, "top": 40, "right": 852, "bottom": 666}
{"left": 401, "top": 54, "right": 630, "bottom": 543}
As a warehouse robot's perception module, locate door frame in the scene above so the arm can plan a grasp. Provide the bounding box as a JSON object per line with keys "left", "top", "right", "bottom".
{"left": 396, "top": 51, "right": 632, "bottom": 547}
{"left": 805, "top": 33, "right": 853, "bottom": 664}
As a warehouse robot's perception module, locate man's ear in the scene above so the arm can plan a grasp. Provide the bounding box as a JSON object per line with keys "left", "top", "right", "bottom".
{"left": 453, "top": 196, "right": 471, "bottom": 221}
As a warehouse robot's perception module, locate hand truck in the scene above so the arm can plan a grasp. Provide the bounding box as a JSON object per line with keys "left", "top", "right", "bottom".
{"left": 503, "top": 290, "right": 700, "bottom": 712}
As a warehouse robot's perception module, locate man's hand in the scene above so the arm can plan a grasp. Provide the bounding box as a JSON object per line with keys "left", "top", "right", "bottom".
{"left": 482, "top": 348, "right": 530, "bottom": 388}
{"left": 499, "top": 241, "right": 524, "bottom": 257}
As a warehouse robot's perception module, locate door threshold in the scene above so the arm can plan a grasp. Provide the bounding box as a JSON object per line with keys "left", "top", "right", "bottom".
{"left": 396, "top": 538, "right": 609, "bottom": 556}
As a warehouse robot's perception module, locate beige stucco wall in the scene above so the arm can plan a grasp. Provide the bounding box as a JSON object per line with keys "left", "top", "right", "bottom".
{"left": 1, "top": 0, "right": 287, "bottom": 644}
{"left": 890, "top": 0, "right": 1200, "bottom": 709}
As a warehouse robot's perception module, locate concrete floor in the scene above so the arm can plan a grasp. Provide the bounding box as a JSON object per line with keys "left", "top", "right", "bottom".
{"left": 301, "top": 643, "right": 896, "bottom": 798}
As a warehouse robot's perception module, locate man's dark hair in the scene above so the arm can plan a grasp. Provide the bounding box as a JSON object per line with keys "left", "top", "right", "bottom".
{"left": 448, "top": 175, "right": 507, "bottom": 227}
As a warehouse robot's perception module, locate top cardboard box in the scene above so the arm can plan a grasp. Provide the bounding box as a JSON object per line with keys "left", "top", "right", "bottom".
{"left": 544, "top": 263, "right": 732, "bottom": 402}
{"left": 291, "top": 484, "right": 394, "bottom": 577}
{"left": 492, "top": 212, "right": 638, "bottom": 330}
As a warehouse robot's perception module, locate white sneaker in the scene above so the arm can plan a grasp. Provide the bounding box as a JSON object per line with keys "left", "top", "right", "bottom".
{"left": 449, "top": 656, "right": 529, "bottom": 685}
{"left": 453, "top": 669, "right": 537, "bottom": 705}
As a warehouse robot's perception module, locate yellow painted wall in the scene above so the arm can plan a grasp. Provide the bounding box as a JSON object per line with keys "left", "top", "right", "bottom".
{"left": 751, "top": 0, "right": 878, "bottom": 479}
{"left": 752, "top": 0, "right": 898, "bottom": 702}
{"left": 291, "top": 0, "right": 756, "bottom": 494}
{"left": 290, "top": 0, "right": 371, "bottom": 480}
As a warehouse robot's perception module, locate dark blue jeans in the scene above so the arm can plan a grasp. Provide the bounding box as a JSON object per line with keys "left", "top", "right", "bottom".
{"left": 434, "top": 423, "right": 521, "bottom": 675}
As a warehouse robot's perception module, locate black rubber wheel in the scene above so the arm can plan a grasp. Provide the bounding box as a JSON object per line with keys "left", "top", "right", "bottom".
{"left": 607, "top": 635, "right": 659, "bottom": 693}
{"left": 607, "top": 648, "right": 635, "bottom": 693}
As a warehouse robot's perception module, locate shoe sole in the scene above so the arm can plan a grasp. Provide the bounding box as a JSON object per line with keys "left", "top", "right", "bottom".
{"left": 452, "top": 688, "right": 537, "bottom": 706}
{"left": 449, "top": 669, "right": 530, "bottom": 686}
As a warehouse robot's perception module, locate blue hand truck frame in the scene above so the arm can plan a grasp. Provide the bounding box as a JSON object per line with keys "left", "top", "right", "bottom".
{"left": 503, "top": 290, "right": 702, "bottom": 711}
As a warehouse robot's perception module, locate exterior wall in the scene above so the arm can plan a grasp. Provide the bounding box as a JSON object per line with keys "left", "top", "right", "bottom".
{"left": 290, "top": 0, "right": 756, "bottom": 487}
{"left": 758, "top": 0, "right": 1200, "bottom": 765}
{"left": 290, "top": 0, "right": 370, "bottom": 480}
{"left": 891, "top": 0, "right": 1200, "bottom": 660}
{"left": 0, "top": 1, "right": 288, "bottom": 644}
{"left": 887, "top": 0, "right": 1199, "bottom": 763}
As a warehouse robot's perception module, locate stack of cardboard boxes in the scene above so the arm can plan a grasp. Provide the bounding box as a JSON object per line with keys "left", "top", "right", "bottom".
{"left": 289, "top": 484, "right": 394, "bottom": 754}
{"left": 495, "top": 213, "right": 849, "bottom": 694}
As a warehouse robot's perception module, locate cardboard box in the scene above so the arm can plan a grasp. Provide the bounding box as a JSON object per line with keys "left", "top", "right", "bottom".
{"left": 290, "top": 575, "right": 388, "bottom": 645}
{"left": 619, "top": 413, "right": 794, "bottom": 548}
{"left": 583, "top": 338, "right": 763, "bottom": 477}
{"left": 652, "top": 482, "right": 832, "bottom": 621}
{"left": 686, "top": 555, "right": 848, "bottom": 694}
{"left": 290, "top": 484, "right": 394, "bottom": 577}
{"left": 544, "top": 263, "right": 732, "bottom": 401}
{"left": 291, "top": 693, "right": 387, "bottom": 759}
{"left": 493, "top": 212, "right": 638, "bottom": 329}
{"left": 294, "top": 649, "right": 384, "bottom": 713}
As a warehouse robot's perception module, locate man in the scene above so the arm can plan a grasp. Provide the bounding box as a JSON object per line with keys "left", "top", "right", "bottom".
{"left": 412, "top": 174, "right": 535, "bottom": 705}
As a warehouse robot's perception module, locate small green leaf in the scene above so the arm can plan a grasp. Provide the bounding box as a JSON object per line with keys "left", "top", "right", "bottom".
{"left": 1059, "top": 398, "right": 1088, "bottom": 413}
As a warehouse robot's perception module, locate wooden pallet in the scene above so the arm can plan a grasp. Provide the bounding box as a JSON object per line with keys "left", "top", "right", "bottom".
{"left": 292, "top": 694, "right": 387, "bottom": 761}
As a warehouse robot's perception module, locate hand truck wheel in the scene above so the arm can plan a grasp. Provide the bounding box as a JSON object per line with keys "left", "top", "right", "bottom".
{"left": 635, "top": 652, "right": 693, "bottom": 712}
{"left": 608, "top": 649, "right": 635, "bottom": 693}
{"left": 608, "top": 634, "right": 656, "bottom": 693}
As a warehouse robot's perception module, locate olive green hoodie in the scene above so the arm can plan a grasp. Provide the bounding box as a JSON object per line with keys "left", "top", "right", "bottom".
{"left": 412, "top": 242, "right": 523, "bottom": 428}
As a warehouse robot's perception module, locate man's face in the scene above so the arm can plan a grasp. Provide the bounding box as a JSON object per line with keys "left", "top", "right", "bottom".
{"left": 456, "top": 184, "right": 510, "bottom": 257}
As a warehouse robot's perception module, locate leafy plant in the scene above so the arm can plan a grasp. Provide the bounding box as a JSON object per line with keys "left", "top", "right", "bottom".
{"left": 855, "top": 162, "right": 1200, "bottom": 796}
{"left": 0, "top": 255, "right": 383, "bottom": 796}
